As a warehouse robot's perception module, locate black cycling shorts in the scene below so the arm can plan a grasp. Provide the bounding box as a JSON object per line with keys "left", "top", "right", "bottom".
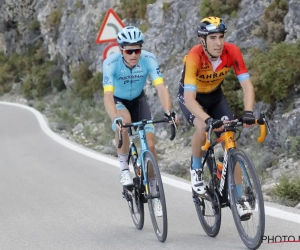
{"left": 113, "top": 91, "right": 152, "bottom": 123}
{"left": 178, "top": 67, "right": 234, "bottom": 132}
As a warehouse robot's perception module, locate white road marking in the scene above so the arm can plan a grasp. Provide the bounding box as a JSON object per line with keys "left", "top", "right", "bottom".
{"left": 1, "top": 101, "right": 300, "bottom": 224}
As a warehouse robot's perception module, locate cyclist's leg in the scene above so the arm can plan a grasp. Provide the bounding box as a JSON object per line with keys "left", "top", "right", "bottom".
{"left": 132, "top": 93, "right": 157, "bottom": 177}
{"left": 208, "top": 96, "right": 247, "bottom": 215}
{"left": 114, "top": 97, "right": 132, "bottom": 185}
{"left": 178, "top": 83, "right": 207, "bottom": 194}
{"left": 178, "top": 81, "right": 207, "bottom": 162}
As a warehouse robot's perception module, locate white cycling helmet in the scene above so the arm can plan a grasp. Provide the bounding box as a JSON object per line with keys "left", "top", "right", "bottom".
{"left": 117, "top": 26, "right": 144, "bottom": 47}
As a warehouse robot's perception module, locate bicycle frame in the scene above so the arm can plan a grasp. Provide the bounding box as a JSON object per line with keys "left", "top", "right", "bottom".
{"left": 200, "top": 114, "right": 269, "bottom": 203}
{"left": 122, "top": 118, "right": 176, "bottom": 196}
{"left": 130, "top": 123, "right": 151, "bottom": 195}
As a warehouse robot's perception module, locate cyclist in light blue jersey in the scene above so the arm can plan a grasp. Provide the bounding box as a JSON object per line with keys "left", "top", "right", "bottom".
{"left": 102, "top": 26, "right": 178, "bottom": 188}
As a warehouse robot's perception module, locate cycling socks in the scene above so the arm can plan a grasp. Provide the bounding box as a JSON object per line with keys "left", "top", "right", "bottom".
{"left": 236, "top": 184, "right": 242, "bottom": 198}
{"left": 118, "top": 153, "right": 129, "bottom": 171}
{"left": 192, "top": 156, "right": 203, "bottom": 170}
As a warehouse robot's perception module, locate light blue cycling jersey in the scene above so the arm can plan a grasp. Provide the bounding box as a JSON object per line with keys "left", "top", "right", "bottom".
{"left": 102, "top": 50, "right": 164, "bottom": 100}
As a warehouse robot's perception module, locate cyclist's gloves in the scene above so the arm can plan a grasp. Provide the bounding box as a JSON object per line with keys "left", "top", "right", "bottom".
{"left": 111, "top": 117, "right": 123, "bottom": 132}
{"left": 205, "top": 117, "right": 223, "bottom": 129}
{"left": 242, "top": 111, "right": 255, "bottom": 125}
{"left": 165, "top": 110, "right": 177, "bottom": 119}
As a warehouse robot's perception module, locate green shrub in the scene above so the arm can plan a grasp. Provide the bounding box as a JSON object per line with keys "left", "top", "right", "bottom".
{"left": 119, "top": 0, "right": 157, "bottom": 19}
{"left": 139, "top": 22, "right": 149, "bottom": 33}
{"left": 0, "top": 41, "right": 64, "bottom": 99}
{"left": 290, "top": 136, "right": 300, "bottom": 159}
{"left": 222, "top": 68, "right": 244, "bottom": 117}
{"left": 22, "top": 62, "right": 54, "bottom": 99}
{"left": 48, "top": 9, "right": 62, "bottom": 27}
{"left": 71, "top": 62, "right": 103, "bottom": 100}
{"left": 200, "top": 0, "right": 240, "bottom": 18}
{"left": 28, "top": 20, "right": 40, "bottom": 31}
{"left": 162, "top": 2, "right": 171, "bottom": 13}
{"left": 272, "top": 175, "right": 300, "bottom": 206}
{"left": 252, "top": 0, "right": 288, "bottom": 45}
{"left": 76, "top": 0, "right": 83, "bottom": 9}
{"left": 248, "top": 41, "right": 300, "bottom": 105}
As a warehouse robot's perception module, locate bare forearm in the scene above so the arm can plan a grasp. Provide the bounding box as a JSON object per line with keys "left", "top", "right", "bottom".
{"left": 241, "top": 81, "right": 255, "bottom": 111}
{"left": 185, "top": 98, "right": 210, "bottom": 121}
{"left": 157, "top": 85, "right": 172, "bottom": 112}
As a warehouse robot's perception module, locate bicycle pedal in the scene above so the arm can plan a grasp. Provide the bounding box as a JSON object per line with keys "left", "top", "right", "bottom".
{"left": 240, "top": 213, "right": 252, "bottom": 221}
{"left": 123, "top": 184, "right": 134, "bottom": 191}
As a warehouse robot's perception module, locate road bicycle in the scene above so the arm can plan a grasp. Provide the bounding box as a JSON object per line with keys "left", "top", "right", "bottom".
{"left": 117, "top": 114, "right": 176, "bottom": 242}
{"left": 193, "top": 113, "right": 270, "bottom": 249}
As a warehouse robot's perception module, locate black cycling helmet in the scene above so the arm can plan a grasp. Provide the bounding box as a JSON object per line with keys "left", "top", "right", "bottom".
{"left": 197, "top": 17, "right": 227, "bottom": 58}
{"left": 197, "top": 17, "right": 227, "bottom": 37}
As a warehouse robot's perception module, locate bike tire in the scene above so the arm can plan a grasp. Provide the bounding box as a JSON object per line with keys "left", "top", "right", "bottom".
{"left": 127, "top": 155, "right": 144, "bottom": 230}
{"left": 227, "top": 148, "right": 265, "bottom": 249}
{"left": 144, "top": 151, "right": 168, "bottom": 242}
{"left": 193, "top": 186, "right": 221, "bottom": 237}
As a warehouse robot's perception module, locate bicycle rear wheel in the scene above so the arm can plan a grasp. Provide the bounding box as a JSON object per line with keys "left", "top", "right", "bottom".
{"left": 227, "top": 149, "right": 265, "bottom": 249}
{"left": 193, "top": 186, "right": 221, "bottom": 237}
{"left": 144, "top": 151, "right": 168, "bottom": 242}
{"left": 126, "top": 155, "right": 144, "bottom": 230}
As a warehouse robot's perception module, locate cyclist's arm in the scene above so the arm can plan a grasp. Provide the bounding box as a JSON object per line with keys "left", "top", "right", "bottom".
{"left": 155, "top": 84, "right": 172, "bottom": 112}
{"left": 104, "top": 91, "right": 117, "bottom": 121}
{"left": 240, "top": 78, "right": 255, "bottom": 112}
{"left": 184, "top": 91, "right": 210, "bottom": 121}
{"left": 146, "top": 51, "right": 172, "bottom": 112}
{"left": 102, "top": 59, "right": 117, "bottom": 121}
{"left": 231, "top": 44, "right": 255, "bottom": 112}
{"left": 183, "top": 49, "right": 210, "bottom": 122}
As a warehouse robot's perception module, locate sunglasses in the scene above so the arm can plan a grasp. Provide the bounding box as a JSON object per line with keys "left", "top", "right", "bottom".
{"left": 121, "top": 48, "right": 141, "bottom": 55}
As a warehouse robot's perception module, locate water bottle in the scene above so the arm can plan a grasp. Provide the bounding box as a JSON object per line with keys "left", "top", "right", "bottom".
{"left": 216, "top": 156, "right": 224, "bottom": 179}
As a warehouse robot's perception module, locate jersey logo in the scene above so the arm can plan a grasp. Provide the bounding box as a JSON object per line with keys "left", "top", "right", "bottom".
{"left": 103, "top": 76, "right": 110, "bottom": 86}
{"left": 156, "top": 68, "right": 162, "bottom": 76}
{"left": 234, "top": 60, "right": 240, "bottom": 71}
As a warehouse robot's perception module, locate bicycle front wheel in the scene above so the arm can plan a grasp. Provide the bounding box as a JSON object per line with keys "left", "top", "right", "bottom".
{"left": 227, "top": 149, "right": 265, "bottom": 249}
{"left": 127, "top": 155, "right": 144, "bottom": 230}
{"left": 144, "top": 151, "right": 168, "bottom": 242}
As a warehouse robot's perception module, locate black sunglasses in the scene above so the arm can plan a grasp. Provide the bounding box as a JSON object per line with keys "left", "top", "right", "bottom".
{"left": 121, "top": 48, "right": 141, "bottom": 55}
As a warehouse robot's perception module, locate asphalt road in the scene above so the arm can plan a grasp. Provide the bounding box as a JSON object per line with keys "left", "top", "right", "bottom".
{"left": 0, "top": 102, "right": 299, "bottom": 250}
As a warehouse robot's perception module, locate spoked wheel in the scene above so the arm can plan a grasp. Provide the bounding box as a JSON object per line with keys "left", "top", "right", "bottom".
{"left": 228, "top": 149, "right": 265, "bottom": 249}
{"left": 125, "top": 155, "right": 144, "bottom": 230}
{"left": 144, "top": 151, "right": 168, "bottom": 242}
{"left": 193, "top": 186, "right": 221, "bottom": 237}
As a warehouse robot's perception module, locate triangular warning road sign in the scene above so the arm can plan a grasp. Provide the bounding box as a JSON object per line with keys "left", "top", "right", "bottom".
{"left": 96, "top": 8, "right": 125, "bottom": 44}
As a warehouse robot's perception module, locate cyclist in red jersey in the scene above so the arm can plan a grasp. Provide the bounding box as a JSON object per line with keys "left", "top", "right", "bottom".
{"left": 178, "top": 17, "right": 255, "bottom": 219}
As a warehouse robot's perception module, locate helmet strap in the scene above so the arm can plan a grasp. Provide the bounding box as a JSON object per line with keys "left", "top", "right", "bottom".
{"left": 203, "top": 36, "right": 217, "bottom": 59}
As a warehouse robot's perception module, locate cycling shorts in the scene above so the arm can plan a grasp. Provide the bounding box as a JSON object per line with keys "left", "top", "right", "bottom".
{"left": 114, "top": 91, "right": 154, "bottom": 134}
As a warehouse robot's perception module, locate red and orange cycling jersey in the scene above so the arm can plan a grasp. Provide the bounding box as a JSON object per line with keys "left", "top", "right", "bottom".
{"left": 183, "top": 42, "right": 250, "bottom": 94}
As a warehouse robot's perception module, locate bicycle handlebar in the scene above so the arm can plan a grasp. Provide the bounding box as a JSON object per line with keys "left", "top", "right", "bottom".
{"left": 201, "top": 113, "right": 270, "bottom": 151}
{"left": 117, "top": 117, "right": 177, "bottom": 148}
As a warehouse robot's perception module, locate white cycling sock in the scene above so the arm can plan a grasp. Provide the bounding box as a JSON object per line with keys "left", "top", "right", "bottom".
{"left": 118, "top": 153, "right": 129, "bottom": 171}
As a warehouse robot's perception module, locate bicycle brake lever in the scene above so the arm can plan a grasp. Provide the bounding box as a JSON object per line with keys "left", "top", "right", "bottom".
{"left": 171, "top": 116, "right": 178, "bottom": 131}
{"left": 263, "top": 117, "right": 271, "bottom": 134}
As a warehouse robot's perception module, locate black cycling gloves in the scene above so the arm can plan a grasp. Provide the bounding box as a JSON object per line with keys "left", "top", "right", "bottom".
{"left": 164, "top": 111, "right": 177, "bottom": 120}
{"left": 242, "top": 111, "right": 255, "bottom": 125}
{"left": 204, "top": 117, "right": 223, "bottom": 129}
